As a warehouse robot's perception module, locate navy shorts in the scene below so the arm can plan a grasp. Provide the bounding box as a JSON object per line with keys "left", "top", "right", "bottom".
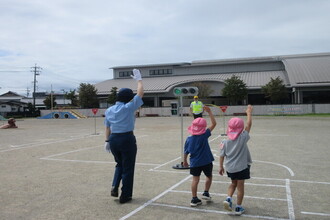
{"left": 190, "top": 163, "right": 213, "bottom": 177}
{"left": 227, "top": 166, "right": 251, "bottom": 180}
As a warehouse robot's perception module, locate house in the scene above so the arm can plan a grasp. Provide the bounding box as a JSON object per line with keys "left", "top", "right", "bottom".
{"left": 0, "top": 91, "right": 72, "bottom": 117}
{"left": 0, "top": 91, "right": 28, "bottom": 116}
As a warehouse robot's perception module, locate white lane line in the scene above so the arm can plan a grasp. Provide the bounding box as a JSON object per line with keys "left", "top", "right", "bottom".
{"left": 149, "top": 169, "right": 190, "bottom": 174}
{"left": 254, "top": 160, "right": 295, "bottom": 177}
{"left": 41, "top": 157, "right": 161, "bottom": 166}
{"left": 150, "top": 203, "right": 289, "bottom": 220}
{"left": 285, "top": 179, "right": 295, "bottom": 220}
{"left": 290, "top": 179, "right": 330, "bottom": 185}
{"left": 210, "top": 180, "right": 286, "bottom": 188}
{"left": 1, "top": 135, "right": 95, "bottom": 153}
{"left": 149, "top": 157, "right": 181, "bottom": 171}
{"left": 41, "top": 146, "right": 98, "bottom": 159}
{"left": 119, "top": 175, "right": 191, "bottom": 220}
{"left": 209, "top": 134, "right": 221, "bottom": 143}
{"left": 170, "top": 190, "right": 287, "bottom": 201}
{"left": 301, "top": 211, "right": 330, "bottom": 217}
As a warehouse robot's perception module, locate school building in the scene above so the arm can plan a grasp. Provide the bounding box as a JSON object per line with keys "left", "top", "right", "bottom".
{"left": 95, "top": 52, "right": 330, "bottom": 108}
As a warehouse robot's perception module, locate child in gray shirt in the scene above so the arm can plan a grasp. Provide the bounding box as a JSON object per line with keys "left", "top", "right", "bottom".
{"left": 219, "top": 105, "right": 253, "bottom": 215}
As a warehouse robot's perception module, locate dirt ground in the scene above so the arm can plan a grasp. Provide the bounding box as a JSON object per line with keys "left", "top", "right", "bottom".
{"left": 0, "top": 116, "right": 329, "bottom": 220}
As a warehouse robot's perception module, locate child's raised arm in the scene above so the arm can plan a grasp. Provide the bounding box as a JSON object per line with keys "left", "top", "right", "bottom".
{"left": 245, "top": 105, "right": 253, "bottom": 133}
{"left": 204, "top": 106, "right": 217, "bottom": 132}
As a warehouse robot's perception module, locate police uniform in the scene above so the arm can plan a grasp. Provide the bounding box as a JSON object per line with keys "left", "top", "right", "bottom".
{"left": 104, "top": 88, "right": 143, "bottom": 202}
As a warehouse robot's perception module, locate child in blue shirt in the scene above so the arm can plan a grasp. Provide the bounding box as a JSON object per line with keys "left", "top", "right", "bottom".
{"left": 183, "top": 106, "right": 217, "bottom": 207}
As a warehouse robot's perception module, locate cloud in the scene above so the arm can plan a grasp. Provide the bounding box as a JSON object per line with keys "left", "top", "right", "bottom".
{"left": 1, "top": 0, "right": 330, "bottom": 95}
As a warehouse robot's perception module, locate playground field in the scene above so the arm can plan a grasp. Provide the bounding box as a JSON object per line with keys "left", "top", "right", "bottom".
{"left": 0, "top": 116, "right": 329, "bottom": 220}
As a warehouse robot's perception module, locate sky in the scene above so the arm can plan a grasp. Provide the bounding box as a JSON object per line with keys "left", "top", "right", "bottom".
{"left": 1, "top": 0, "right": 330, "bottom": 96}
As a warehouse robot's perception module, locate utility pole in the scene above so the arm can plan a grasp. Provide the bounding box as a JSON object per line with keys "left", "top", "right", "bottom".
{"left": 31, "top": 64, "right": 42, "bottom": 109}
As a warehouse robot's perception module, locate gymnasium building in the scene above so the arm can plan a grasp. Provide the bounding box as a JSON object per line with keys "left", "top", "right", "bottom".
{"left": 95, "top": 52, "right": 330, "bottom": 108}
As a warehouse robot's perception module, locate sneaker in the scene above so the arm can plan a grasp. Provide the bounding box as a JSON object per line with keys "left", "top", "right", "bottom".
{"left": 235, "top": 206, "right": 245, "bottom": 215}
{"left": 190, "top": 197, "right": 202, "bottom": 207}
{"left": 223, "top": 198, "right": 232, "bottom": 211}
{"left": 202, "top": 192, "right": 212, "bottom": 201}
{"left": 111, "top": 187, "right": 118, "bottom": 197}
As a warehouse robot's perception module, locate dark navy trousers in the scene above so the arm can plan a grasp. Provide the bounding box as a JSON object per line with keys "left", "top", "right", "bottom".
{"left": 109, "top": 133, "right": 137, "bottom": 198}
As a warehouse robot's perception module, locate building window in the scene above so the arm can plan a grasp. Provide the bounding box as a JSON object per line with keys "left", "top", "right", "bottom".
{"left": 1, "top": 105, "right": 6, "bottom": 108}
{"left": 119, "top": 71, "right": 133, "bottom": 77}
{"left": 149, "top": 69, "right": 172, "bottom": 76}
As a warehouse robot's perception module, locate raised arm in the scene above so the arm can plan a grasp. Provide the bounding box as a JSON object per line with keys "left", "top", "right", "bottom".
{"left": 204, "top": 106, "right": 217, "bottom": 132}
{"left": 132, "top": 69, "right": 144, "bottom": 98}
{"left": 245, "top": 105, "right": 253, "bottom": 133}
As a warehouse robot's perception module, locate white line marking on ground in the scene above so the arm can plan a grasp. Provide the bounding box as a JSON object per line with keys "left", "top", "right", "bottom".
{"left": 149, "top": 157, "right": 181, "bottom": 171}
{"left": 211, "top": 180, "right": 285, "bottom": 188}
{"left": 0, "top": 134, "right": 95, "bottom": 153}
{"left": 149, "top": 169, "right": 190, "bottom": 174}
{"left": 252, "top": 176, "right": 286, "bottom": 181}
{"left": 41, "top": 146, "right": 98, "bottom": 159}
{"left": 119, "top": 175, "right": 192, "bottom": 220}
{"left": 290, "top": 179, "right": 330, "bottom": 185}
{"left": 285, "top": 179, "right": 295, "bottom": 220}
{"left": 150, "top": 203, "right": 289, "bottom": 220}
{"left": 41, "top": 157, "right": 161, "bottom": 166}
{"left": 301, "top": 211, "right": 330, "bottom": 217}
{"left": 254, "top": 160, "right": 295, "bottom": 176}
{"left": 209, "top": 134, "right": 221, "bottom": 142}
{"left": 170, "top": 190, "right": 287, "bottom": 201}
{"left": 40, "top": 143, "right": 161, "bottom": 166}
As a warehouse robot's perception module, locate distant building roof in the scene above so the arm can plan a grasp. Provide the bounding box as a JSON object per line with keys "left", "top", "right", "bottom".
{"left": 96, "top": 71, "right": 287, "bottom": 95}
{"left": 282, "top": 54, "right": 330, "bottom": 87}
{"left": 96, "top": 52, "right": 330, "bottom": 95}
{"left": 0, "top": 91, "right": 25, "bottom": 98}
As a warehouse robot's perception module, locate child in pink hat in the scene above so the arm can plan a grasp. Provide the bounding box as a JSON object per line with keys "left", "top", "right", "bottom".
{"left": 183, "top": 106, "right": 217, "bottom": 207}
{"left": 219, "top": 105, "right": 253, "bottom": 215}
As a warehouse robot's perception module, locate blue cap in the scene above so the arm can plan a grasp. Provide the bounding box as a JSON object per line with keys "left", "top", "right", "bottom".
{"left": 117, "top": 88, "right": 134, "bottom": 103}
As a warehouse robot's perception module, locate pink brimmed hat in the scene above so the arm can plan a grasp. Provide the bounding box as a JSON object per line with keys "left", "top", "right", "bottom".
{"left": 227, "top": 117, "right": 244, "bottom": 140}
{"left": 188, "top": 118, "right": 207, "bottom": 135}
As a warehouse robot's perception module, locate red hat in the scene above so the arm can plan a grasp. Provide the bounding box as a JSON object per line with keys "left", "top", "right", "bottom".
{"left": 227, "top": 117, "right": 244, "bottom": 140}
{"left": 188, "top": 118, "right": 207, "bottom": 135}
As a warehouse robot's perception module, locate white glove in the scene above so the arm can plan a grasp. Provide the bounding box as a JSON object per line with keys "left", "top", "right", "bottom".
{"left": 131, "top": 69, "right": 142, "bottom": 81}
{"left": 104, "top": 142, "right": 111, "bottom": 153}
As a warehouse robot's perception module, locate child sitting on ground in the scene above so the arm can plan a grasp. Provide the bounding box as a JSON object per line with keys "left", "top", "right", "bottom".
{"left": 219, "top": 105, "right": 253, "bottom": 215}
{"left": 183, "top": 106, "right": 217, "bottom": 207}
{"left": 0, "top": 118, "right": 18, "bottom": 129}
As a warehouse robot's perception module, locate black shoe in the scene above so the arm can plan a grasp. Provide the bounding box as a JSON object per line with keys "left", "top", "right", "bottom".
{"left": 202, "top": 192, "right": 212, "bottom": 201}
{"left": 190, "top": 197, "right": 202, "bottom": 207}
{"left": 119, "top": 196, "right": 132, "bottom": 204}
{"left": 111, "top": 187, "right": 118, "bottom": 197}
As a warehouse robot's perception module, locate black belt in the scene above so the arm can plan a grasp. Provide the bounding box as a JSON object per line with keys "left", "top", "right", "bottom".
{"left": 112, "top": 131, "right": 133, "bottom": 135}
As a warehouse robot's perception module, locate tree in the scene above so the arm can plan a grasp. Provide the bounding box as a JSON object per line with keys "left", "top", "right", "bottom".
{"left": 78, "top": 83, "right": 99, "bottom": 108}
{"left": 43, "top": 94, "right": 57, "bottom": 109}
{"left": 65, "top": 89, "right": 78, "bottom": 107}
{"left": 107, "top": 87, "right": 118, "bottom": 105}
{"left": 262, "top": 77, "right": 288, "bottom": 104}
{"left": 191, "top": 82, "right": 213, "bottom": 98}
{"left": 222, "top": 75, "right": 248, "bottom": 105}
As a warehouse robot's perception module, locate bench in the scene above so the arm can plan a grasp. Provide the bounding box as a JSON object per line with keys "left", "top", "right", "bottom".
{"left": 145, "top": 114, "right": 159, "bottom": 117}
{"left": 233, "top": 113, "right": 247, "bottom": 116}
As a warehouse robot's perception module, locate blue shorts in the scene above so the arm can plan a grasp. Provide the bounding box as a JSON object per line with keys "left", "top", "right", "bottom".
{"left": 190, "top": 163, "right": 213, "bottom": 177}
{"left": 227, "top": 166, "right": 250, "bottom": 180}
